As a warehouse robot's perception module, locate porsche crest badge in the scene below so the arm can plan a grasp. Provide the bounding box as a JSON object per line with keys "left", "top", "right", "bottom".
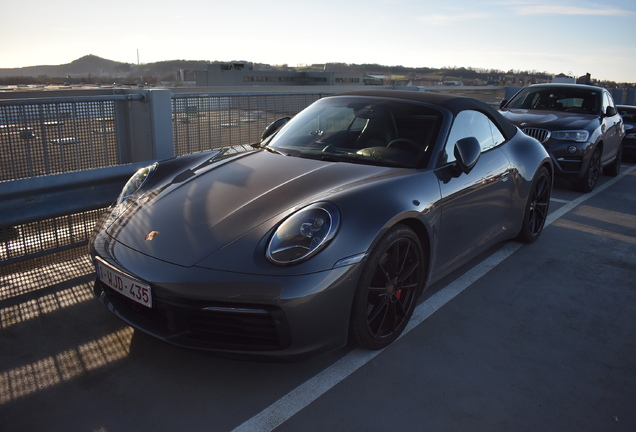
{"left": 145, "top": 231, "right": 160, "bottom": 241}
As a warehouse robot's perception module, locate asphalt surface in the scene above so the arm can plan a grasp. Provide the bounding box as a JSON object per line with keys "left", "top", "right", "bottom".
{"left": 1, "top": 163, "right": 635, "bottom": 432}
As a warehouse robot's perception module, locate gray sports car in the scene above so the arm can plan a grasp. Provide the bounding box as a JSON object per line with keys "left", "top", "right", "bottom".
{"left": 89, "top": 90, "right": 552, "bottom": 360}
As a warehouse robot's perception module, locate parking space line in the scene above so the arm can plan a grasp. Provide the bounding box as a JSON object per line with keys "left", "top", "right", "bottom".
{"left": 545, "top": 165, "right": 636, "bottom": 227}
{"left": 231, "top": 164, "right": 636, "bottom": 432}
{"left": 550, "top": 197, "right": 570, "bottom": 204}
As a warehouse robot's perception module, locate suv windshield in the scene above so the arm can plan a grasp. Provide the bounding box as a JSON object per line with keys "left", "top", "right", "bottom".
{"left": 506, "top": 87, "right": 600, "bottom": 115}
{"left": 266, "top": 96, "right": 441, "bottom": 168}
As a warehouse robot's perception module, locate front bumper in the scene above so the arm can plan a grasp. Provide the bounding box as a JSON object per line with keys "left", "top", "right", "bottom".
{"left": 542, "top": 139, "right": 593, "bottom": 180}
{"left": 90, "top": 235, "right": 364, "bottom": 361}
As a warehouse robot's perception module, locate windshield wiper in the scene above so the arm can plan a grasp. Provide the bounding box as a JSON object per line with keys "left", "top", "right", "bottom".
{"left": 252, "top": 143, "right": 288, "bottom": 156}
{"left": 263, "top": 146, "right": 288, "bottom": 156}
{"left": 300, "top": 152, "right": 358, "bottom": 164}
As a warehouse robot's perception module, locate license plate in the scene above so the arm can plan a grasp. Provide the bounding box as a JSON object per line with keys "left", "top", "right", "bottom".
{"left": 95, "top": 257, "right": 152, "bottom": 308}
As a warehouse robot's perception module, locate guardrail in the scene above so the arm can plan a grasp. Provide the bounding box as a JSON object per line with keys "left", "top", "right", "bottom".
{"left": 170, "top": 91, "right": 327, "bottom": 156}
{"left": 0, "top": 91, "right": 173, "bottom": 182}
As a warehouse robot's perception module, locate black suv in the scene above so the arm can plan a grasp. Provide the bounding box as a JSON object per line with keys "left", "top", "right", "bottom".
{"left": 617, "top": 105, "right": 636, "bottom": 162}
{"left": 500, "top": 84, "right": 624, "bottom": 191}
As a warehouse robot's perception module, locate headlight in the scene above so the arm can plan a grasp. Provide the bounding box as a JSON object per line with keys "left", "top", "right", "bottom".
{"left": 551, "top": 130, "right": 589, "bottom": 142}
{"left": 116, "top": 163, "right": 157, "bottom": 205}
{"left": 267, "top": 202, "right": 341, "bottom": 265}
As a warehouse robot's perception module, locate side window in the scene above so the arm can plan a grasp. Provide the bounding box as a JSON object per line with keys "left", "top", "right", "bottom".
{"left": 602, "top": 91, "right": 616, "bottom": 114}
{"left": 602, "top": 92, "right": 609, "bottom": 113}
{"left": 488, "top": 120, "right": 506, "bottom": 149}
{"left": 443, "top": 110, "right": 506, "bottom": 163}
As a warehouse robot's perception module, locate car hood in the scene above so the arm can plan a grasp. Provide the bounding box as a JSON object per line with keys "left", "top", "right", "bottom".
{"left": 107, "top": 150, "right": 396, "bottom": 267}
{"left": 500, "top": 109, "right": 597, "bottom": 130}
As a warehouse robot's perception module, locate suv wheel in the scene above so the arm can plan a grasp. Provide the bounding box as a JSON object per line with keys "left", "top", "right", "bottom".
{"left": 603, "top": 144, "right": 622, "bottom": 177}
{"left": 575, "top": 147, "right": 601, "bottom": 192}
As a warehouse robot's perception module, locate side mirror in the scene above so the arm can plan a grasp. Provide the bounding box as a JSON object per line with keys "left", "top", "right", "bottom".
{"left": 605, "top": 106, "right": 617, "bottom": 117}
{"left": 261, "top": 117, "right": 290, "bottom": 142}
{"left": 499, "top": 99, "right": 508, "bottom": 110}
{"left": 454, "top": 137, "right": 481, "bottom": 174}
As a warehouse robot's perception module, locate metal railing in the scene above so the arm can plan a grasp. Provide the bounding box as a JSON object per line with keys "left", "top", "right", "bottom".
{"left": 1, "top": 94, "right": 141, "bottom": 181}
{"left": 170, "top": 92, "right": 326, "bottom": 156}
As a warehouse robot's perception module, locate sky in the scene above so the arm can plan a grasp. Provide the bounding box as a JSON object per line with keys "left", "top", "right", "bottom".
{"left": 1, "top": 0, "right": 635, "bottom": 83}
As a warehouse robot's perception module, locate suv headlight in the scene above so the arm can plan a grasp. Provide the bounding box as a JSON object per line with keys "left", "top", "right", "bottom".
{"left": 267, "top": 202, "right": 341, "bottom": 265}
{"left": 116, "top": 163, "right": 157, "bottom": 205}
{"left": 551, "top": 130, "right": 589, "bottom": 142}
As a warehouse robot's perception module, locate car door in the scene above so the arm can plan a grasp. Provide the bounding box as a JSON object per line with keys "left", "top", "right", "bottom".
{"left": 434, "top": 109, "right": 516, "bottom": 274}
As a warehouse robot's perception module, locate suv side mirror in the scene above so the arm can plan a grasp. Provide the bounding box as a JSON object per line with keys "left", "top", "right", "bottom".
{"left": 499, "top": 99, "right": 508, "bottom": 109}
{"left": 605, "top": 106, "right": 617, "bottom": 117}
{"left": 454, "top": 137, "right": 481, "bottom": 174}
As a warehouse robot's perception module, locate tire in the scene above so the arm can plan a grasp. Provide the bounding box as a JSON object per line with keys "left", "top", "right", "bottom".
{"left": 603, "top": 144, "right": 622, "bottom": 177}
{"left": 575, "top": 146, "right": 601, "bottom": 192}
{"left": 517, "top": 166, "right": 551, "bottom": 243}
{"left": 349, "top": 225, "right": 425, "bottom": 350}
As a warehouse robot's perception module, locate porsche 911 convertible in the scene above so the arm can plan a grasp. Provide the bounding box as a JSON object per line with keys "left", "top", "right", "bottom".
{"left": 89, "top": 90, "right": 552, "bottom": 360}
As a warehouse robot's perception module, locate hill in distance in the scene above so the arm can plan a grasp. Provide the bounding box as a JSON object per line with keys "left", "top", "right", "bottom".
{"left": 0, "top": 55, "right": 210, "bottom": 81}
{"left": 0, "top": 55, "right": 126, "bottom": 78}
{"left": 1, "top": 54, "right": 628, "bottom": 87}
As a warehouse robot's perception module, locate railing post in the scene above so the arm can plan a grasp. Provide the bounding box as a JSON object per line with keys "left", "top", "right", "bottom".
{"left": 625, "top": 88, "right": 635, "bottom": 106}
{"left": 113, "top": 89, "right": 174, "bottom": 164}
{"left": 612, "top": 89, "right": 624, "bottom": 105}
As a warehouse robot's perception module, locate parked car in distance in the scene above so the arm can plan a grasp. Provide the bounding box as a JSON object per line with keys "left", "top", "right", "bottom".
{"left": 500, "top": 83, "right": 624, "bottom": 192}
{"left": 617, "top": 105, "right": 636, "bottom": 162}
{"left": 89, "top": 90, "right": 552, "bottom": 360}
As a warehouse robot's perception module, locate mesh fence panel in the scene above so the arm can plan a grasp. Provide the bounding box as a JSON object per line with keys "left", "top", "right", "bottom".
{"left": 0, "top": 209, "right": 104, "bottom": 292}
{"left": 0, "top": 101, "right": 118, "bottom": 181}
{"left": 172, "top": 93, "right": 324, "bottom": 156}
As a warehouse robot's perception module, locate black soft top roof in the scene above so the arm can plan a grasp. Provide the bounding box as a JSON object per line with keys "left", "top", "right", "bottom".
{"left": 331, "top": 89, "right": 518, "bottom": 140}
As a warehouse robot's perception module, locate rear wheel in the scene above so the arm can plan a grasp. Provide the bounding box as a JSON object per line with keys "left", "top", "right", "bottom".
{"left": 575, "top": 147, "right": 601, "bottom": 192}
{"left": 603, "top": 144, "right": 622, "bottom": 177}
{"left": 349, "top": 225, "right": 425, "bottom": 350}
{"left": 517, "top": 166, "right": 551, "bottom": 243}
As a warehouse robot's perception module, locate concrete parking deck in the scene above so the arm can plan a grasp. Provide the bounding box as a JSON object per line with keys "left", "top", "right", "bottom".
{"left": 1, "top": 164, "right": 635, "bottom": 432}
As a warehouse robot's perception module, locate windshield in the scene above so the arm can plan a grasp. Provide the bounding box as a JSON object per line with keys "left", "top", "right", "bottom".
{"left": 506, "top": 87, "right": 600, "bottom": 115}
{"left": 618, "top": 106, "right": 636, "bottom": 122}
{"left": 266, "top": 96, "right": 441, "bottom": 168}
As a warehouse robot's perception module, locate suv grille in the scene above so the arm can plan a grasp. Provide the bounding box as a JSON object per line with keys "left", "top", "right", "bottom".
{"left": 522, "top": 127, "right": 550, "bottom": 143}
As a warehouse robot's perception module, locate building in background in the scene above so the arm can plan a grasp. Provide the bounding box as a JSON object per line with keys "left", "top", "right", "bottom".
{"left": 195, "top": 62, "right": 363, "bottom": 87}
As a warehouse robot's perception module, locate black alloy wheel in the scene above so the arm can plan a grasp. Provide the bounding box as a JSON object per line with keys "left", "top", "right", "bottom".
{"left": 517, "top": 166, "right": 551, "bottom": 243}
{"left": 603, "top": 144, "right": 622, "bottom": 177}
{"left": 349, "top": 225, "right": 425, "bottom": 350}
{"left": 576, "top": 147, "right": 601, "bottom": 192}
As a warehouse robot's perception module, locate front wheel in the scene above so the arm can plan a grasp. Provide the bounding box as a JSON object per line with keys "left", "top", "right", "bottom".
{"left": 517, "top": 166, "right": 551, "bottom": 243}
{"left": 349, "top": 225, "right": 425, "bottom": 350}
{"left": 575, "top": 146, "right": 601, "bottom": 192}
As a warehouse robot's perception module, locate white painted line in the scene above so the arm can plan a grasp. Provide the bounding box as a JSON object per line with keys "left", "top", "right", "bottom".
{"left": 232, "top": 164, "right": 636, "bottom": 432}
{"left": 545, "top": 165, "right": 636, "bottom": 228}
{"left": 550, "top": 197, "right": 570, "bottom": 204}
